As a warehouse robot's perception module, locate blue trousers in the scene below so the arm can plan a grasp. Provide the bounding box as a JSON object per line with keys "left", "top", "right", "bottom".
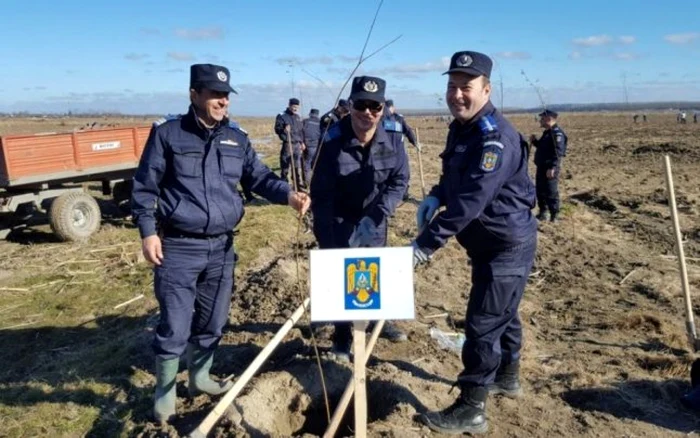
{"left": 303, "top": 146, "right": 318, "bottom": 188}
{"left": 536, "top": 167, "right": 560, "bottom": 214}
{"left": 152, "top": 233, "right": 235, "bottom": 359}
{"left": 458, "top": 238, "right": 536, "bottom": 387}
{"left": 280, "top": 143, "right": 303, "bottom": 187}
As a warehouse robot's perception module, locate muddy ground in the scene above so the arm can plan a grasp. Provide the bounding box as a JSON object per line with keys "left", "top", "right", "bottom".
{"left": 1, "top": 112, "right": 700, "bottom": 437}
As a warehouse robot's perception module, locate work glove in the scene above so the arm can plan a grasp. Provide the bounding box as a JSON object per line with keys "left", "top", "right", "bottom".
{"left": 411, "top": 241, "right": 431, "bottom": 268}
{"left": 348, "top": 217, "right": 376, "bottom": 248}
{"left": 416, "top": 196, "right": 440, "bottom": 231}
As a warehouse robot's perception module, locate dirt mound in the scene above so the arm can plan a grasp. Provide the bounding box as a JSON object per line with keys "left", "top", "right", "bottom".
{"left": 569, "top": 190, "right": 618, "bottom": 212}
{"left": 230, "top": 256, "right": 308, "bottom": 324}
{"left": 633, "top": 143, "right": 689, "bottom": 155}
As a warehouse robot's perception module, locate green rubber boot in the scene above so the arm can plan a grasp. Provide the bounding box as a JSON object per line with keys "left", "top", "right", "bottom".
{"left": 154, "top": 357, "right": 179, "bottom": 424}
{"left": 187, "top": 345, "right": 233, "bottom": 397}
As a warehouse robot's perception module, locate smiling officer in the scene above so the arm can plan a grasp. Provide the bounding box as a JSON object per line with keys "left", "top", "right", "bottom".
{"left": 411, "top": 51, "right": 537, "bottom": 435}
{"left": 131, "top": 63, "right": 310, "bottom": 424}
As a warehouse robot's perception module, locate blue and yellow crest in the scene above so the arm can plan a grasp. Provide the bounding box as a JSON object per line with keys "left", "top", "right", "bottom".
{"left": 344, "top": 257, "right": 380, "bottom": 310}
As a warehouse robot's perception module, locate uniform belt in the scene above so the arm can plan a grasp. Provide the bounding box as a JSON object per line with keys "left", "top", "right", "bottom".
{"left": 161, "top": 226, "right": 232, "bottom": 240}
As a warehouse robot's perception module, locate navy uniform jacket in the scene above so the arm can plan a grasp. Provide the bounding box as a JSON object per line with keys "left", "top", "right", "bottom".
{"left": 132, "top": 106, "right": 290, "bottom": 238}
{"left": 310, "top": 116, "right": 410, "bottom": 249}
{"left": 382, "top": 111, "right": 417, "bottom": 147}
{"left": 302, "top": 116, "right": 321, "bottom": 150}
{"left": 533, "top": 125, "right": 567, "bottom": 169}
{"left": 274, "top": 109, "right": 304, "bottom": 144}
{"left": 415, "top": 102, "right": 536, "bottom": 254}
{"left": 320, "top": 109, "right": 343, "bottom": 134}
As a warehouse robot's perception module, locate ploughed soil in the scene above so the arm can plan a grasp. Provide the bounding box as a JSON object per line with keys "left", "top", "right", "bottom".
{"left": 2, "top": 113, "right": 700, "bottom": 437}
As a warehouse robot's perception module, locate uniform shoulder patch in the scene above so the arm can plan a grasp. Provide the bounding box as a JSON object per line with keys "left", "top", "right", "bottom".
{"left": 323, "top": 123, "right": 342, "bottom": 142}
{"left": 479, "top": 149, "right": 501, "bottom": 172}
{"left": 477, "top": 115, "right": 499, "bottom": 134}
{"left": 382, "top": 119, "right": 403, "bottom": 133}
{"left": 153, "top": 114, "right": 181, "bottom": 127}
{"left": 228, "top": 120, "right": 248, "bottom": 135}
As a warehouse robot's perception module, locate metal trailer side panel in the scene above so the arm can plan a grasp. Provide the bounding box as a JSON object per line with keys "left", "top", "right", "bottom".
{"left": 0, "top": 126, "right": 152, "bottom": 188}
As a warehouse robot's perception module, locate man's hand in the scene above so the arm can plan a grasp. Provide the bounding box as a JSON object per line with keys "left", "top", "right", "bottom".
{"left": 416, "top": 196, "right": 440, "bottom": 231}
{"left": 411, "top": 241, "right": 431, "bottom": 268}
{"left": 414, "top": 142, "right": 422, "bottom": 152}
{"left": 142, "top": 235, "right": 163, "bottom": 266}
{"left": 546, "top": 168, "right": 556, "bottom": 179}
{"left": 284, "top": 124, "right": 291, "bottom": 133}
{"left": 348, "top": 217, "right": 376, "bottom": 248}
{"left": 301, "top": 143, "right": 306, "bottom": 152}
{"left": 529, "top": 134, "right": 537, "bottom": 144}
{"left": 288, "top": 191, "right": 311, "bottom": 215}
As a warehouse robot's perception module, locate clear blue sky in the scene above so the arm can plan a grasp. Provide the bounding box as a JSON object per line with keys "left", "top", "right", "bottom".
{"left": 1, "top": 0, "right": 699, "bottom": 115}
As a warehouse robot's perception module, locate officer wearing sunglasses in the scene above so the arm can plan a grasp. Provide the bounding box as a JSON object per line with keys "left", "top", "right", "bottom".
{"left": 310, "top": 76, "right": 411, "bottom": 360}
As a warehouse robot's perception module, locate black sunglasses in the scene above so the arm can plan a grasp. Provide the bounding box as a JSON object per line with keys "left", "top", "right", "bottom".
{"left": 353, "top": 100, "right": 384, "bottom": 113}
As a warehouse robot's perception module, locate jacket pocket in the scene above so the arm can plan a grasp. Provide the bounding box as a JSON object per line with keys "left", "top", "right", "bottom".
{"left": 171, "top": 143, "right": 204, "bottom": 177}
{"left": 219, "top": 146, "right": 245, "bottom": 178}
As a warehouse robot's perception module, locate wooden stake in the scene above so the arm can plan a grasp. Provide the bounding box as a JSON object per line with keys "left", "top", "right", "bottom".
{"left": 113, "top": 294, "right": 144, "bottom": 309}
{"left": 323, "top": 320, "right": 384, "bottom": 438}
{"left": 353, "top": 320, "right": 368, "bottom": 438}
{"left": 664, "top": 155, "right": 697, "bottom": 350}
{"left": 415, "top": 129, "right": 427, "bottom": 199}
{"left": 189, "top": 298, "right": 310, "bottom": 438}
{"left": 618, "top": 269, "right": 637, "bottom": 285}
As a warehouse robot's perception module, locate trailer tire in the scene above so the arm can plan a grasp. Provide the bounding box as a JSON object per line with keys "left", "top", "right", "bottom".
{"left": 49, "top": 192, "right": 101, "bottom": 242}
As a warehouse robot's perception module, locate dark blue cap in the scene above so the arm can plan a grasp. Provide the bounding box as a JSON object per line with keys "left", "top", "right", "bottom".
{"left": 190, "top": 64, "right": 236, "bottom": 94}
{"left": 289, "top": 98, "right": 300, "bottom": 106}
{"left": 443, "top": 51, "right": 493, "bottom": 78}
{"left": 349, "top": 76, "right": 386, "bottom": 103}
{"left": 539, "top": 109, "right": 558, "bottom": 118}
{"left": 385, "top": 99, "right": 394, "bottom": 107}
{"left": 337, "top": 99, "right": 349, "bottom": 109}
{"left": 310, "top": 108, "right": 319, "bottom": 115}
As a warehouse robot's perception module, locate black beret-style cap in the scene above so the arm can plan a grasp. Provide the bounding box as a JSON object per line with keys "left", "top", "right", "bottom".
{"left": 538, "top": 109, "right": 559, "bottom": 118}
{"left": 349, "top": 76, "right": 386, "bottom": 103}
{"left": 443, "top": 51, "right": 493, "bottom": 79}
{"left": 289, "top": 98, "right": 300, "bottom": 106}
{"left": 190, "top": 64, "right": 236, "bottom": 94}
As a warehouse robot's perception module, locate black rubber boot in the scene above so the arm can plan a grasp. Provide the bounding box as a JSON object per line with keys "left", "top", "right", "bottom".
{"left": 549, "top": 210, "right": 559, "bottom": 223}
{"left": 536, "top": 210, "right": 548, "bottom": 221}
{"left": 488, "top": 361, "right": 523, "bottom": 398}
{"left": 421, "top": 385, "right": 488, "bottom": 435}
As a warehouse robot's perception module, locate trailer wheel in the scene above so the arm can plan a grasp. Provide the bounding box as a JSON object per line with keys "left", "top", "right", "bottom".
{"left": 49, "top": 192, "right": 102, "bottom": 242}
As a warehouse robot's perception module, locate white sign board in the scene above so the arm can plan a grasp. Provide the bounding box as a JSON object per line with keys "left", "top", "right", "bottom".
{"left": 310, "top": 246, "right": 415, "bottom": 322}
{"left": 91, "top": 141, "right": 121, "bottom": 151}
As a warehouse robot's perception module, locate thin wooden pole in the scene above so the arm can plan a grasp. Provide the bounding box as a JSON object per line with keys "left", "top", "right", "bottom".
{"left": 663, "top": 155, "right": 697, "bottom": 350}
{"left": 415, "top": 128, "right": 427, "bottom": 199}
{"left": 352, "top": 320, "right": 368, "bottom": 438}
{"left": 323, "top": 320, "right": 384, "bottom": 438}
{"left": 189, "top": 298, "right": 310, "bottom": 438}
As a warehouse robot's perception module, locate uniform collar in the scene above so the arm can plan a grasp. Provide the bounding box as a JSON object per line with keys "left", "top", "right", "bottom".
{"left": 449, "top": 101, "right": 494, "bottom": 129}
{"left": 183, "top": 105, "right": 229, "bottom": 139}
{"left": 340, "top": 116, "right": 391, "bottom": 151}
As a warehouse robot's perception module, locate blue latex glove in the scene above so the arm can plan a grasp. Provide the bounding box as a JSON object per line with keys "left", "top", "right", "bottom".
{"left": 416, "top": 196, "right": 440, "bottom": 231}
{"left": 348, "top": 217, "right": 376, "bottom": 248}
{"left": 411, "top": 241, "right": 431, "bottom": 268}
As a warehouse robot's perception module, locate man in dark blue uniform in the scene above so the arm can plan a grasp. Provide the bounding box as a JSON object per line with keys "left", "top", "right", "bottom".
{"left": 411, "top": 51, "right": 537, "bottom": 435}
{"left": 311, "top": 76, "right": 410, "bottom": 361}
{"left": 319, "top": 99, "right": 350, "bottom": 134}
{"left": 131, "top": 64, "right": 310, "bottom": 424}
{"left": 274, "top": 98, "right": 305, "bottom": 188}
{"left": 383, "top": 99, "right": 419, "bottom": 200}
{"left": 529, "top": 109, "right": 567, "bottom": 222}
{"left": 302, "top": 108, "right": 321, "bottom": 185}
